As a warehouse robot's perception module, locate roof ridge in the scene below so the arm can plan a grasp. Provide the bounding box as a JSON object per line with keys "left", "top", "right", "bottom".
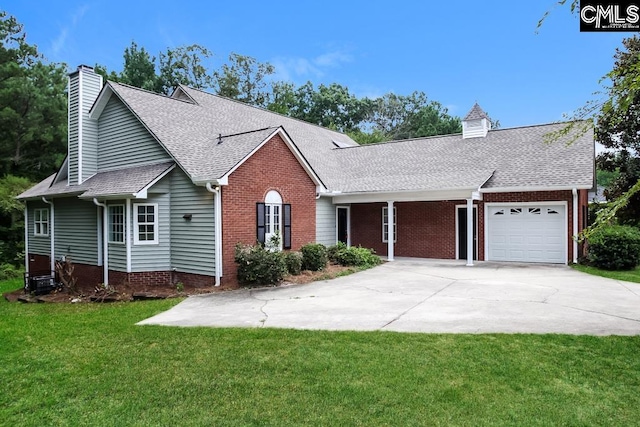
{"left": 335, "top": 120, "right": 590, "bottom": 150}
{"left": 180, "top": 85, "right": 358, "bottom": 142}
{"left": 109, "top": 81, "right": 196, "bottom": 106}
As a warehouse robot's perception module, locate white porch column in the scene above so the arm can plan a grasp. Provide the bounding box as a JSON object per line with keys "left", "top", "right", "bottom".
{"left": 387, "top": 200, "right": 395, "bottom": 262}
{"left": 466, "top": 198, "right": 474, "bottom": 266}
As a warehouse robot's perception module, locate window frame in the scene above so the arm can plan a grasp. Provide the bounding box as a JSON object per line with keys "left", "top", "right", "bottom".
{"left": 33, "top": 208, "right": 49, "bottom": 237}
{"left": 133, "top": 203, "right": 159, "bottom": 245}
{"left": 382, "top": 206, "right": 397, "bottom": 243}
{"left": 108, "top": 204, "right": 125, "bottom": 244}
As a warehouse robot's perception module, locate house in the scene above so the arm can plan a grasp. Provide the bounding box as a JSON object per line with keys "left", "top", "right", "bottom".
{"left": 18, "top": 65, "right": 595, "bottom": 288}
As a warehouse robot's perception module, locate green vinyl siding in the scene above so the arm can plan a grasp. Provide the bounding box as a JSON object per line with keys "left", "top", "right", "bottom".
{"left": 130, "top": 193, "right": 170, "bottom": 272}
{"left": 316, "top": 197, "right": 336, "bottom": 247}
{"left": 98, "top": 96, "right": 171, "bottom": 170}
{"left": 27, "top": 201, "right": 51, "bottom": 256}
{"left": 170, "top": 169, "right": 216, "bottom": 276}
{"left": 54, "top": 198, "right": 98, "bottom": 265}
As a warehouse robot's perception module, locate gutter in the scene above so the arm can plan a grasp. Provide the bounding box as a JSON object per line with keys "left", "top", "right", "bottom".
{"left": 572, "top": 188, "right": 579, "bottom": 264}
{"left": 205, "top": 182, "right": 222, "bottom": 287}
{"left": 24, "top": 206, "right": 29, "bottom": 274}
{"left": 41, "top": 197, "right": 54, "bottom": 274}
{"left": 93, "top": 198, "right": 109, "bottom": 285}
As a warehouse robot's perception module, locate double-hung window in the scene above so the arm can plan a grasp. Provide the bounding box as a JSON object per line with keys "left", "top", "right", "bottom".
{"left": 382, "top": 206, "right": 397, "bottom": 243}
{"left": 134, "top": 203, "right": 158, "bottom": 244}
{"left": 34, "top": 208, "right": 49, "bottom": 236}
{"left": 108, "top": 205, "right": 125, "bottom": 243}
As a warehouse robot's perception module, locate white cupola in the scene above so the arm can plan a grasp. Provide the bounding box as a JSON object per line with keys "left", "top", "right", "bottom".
{"left": 462, "top": 103, "right": 491, "bottom": 139}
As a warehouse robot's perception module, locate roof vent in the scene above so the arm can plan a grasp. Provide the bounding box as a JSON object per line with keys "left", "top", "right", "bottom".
{"left": 462, "top": 103, "right": 491, "bottom": 139}
{"left": 332, "top": 139, "right": 351, "bottom": 148}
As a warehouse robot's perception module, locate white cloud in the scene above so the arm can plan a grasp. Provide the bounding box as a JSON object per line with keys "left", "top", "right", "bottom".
{"left": 271, "top": 49, "right": 353, "bottom": 83}
{"left": 51, "top": 4, "right": 89, "bottom": 57}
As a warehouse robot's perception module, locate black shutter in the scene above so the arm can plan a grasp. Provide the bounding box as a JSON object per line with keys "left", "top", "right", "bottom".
{"left": 283, "top": 204, "right": 292, "bottom": 249}
{"left": 256, "top": 203, "right": 266, "bottom": 245}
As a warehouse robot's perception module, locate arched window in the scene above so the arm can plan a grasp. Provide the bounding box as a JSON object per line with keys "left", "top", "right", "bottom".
{"left": 264, "top": 191, "right": 282, "bottom": 249}
{"left": 257, "top": 190, "right": 291, "bottom": 250}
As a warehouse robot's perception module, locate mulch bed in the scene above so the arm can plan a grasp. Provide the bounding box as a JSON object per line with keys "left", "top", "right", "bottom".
{"left": 3, "top": 263, "right": 363, "bottom": 303}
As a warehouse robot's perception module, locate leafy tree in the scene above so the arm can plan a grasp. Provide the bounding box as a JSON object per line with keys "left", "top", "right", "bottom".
{"left": 159, "top": 44, "right": 214, "bottom": 93}
{"left": 214, "top": 53, "right": 275, "bottom": 107}
{"left": 0, "top": 174, "right": 31, "bottom": 266}
{"left": 96, "top": 41, "right": 160, "bottom": 92}
{"left": 0, "top": 11, "right": 67, "bottom": 181}
{"left": 539, "top": 4, "right": 640, "bottom": 238}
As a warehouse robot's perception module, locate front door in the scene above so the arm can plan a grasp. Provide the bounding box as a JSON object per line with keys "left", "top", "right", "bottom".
{"left": 457, "top": 207, "right": 477, "bottom": 260}
{"left": 337, "top": 207, "right": 349, "bottom": 245}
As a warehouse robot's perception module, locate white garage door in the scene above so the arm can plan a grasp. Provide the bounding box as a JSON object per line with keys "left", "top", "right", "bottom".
{"left": 487, "top": 204, "right": 566, "bottom": 263}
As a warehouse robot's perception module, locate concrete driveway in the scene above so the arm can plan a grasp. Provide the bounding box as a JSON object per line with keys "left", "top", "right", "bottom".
{"left": 138, "top": 259, "right": 640, "bottom": 335}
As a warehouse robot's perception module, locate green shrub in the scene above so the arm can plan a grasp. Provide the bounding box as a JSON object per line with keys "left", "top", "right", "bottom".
{"left": 301, "top": 243, "right": 328, "bottom": 271}
{"left": 284, "top": 251, "right": 303, "bottom": 275}
{"left": 234, "top": 244, "right": 287, "bottom": 286}
{"left": 0, "top": 263, "right": 23, "bottom": 281}
{"left": 327, "top": 242, "right": 347, "bottom": 263}
{"left": 587, "top": 225, "right": 640, "bottom": 270}
{"left": 327, "top": 244, "right": 382, "bottom": 267}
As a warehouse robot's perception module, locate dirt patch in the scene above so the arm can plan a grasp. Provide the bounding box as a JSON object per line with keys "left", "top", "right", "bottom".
{"left": 283, "top": 264, "right": 360, "bottom": 285}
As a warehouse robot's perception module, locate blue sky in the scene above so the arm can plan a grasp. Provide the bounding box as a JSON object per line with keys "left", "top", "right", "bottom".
{"left": 7, "top": 0, "right": 628, "bottom": 128}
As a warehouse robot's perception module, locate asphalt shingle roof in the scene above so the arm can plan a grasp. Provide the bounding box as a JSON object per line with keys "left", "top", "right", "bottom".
{"left": 21, "top": 81, "right": 594, "bottom": 199}
{"left": 464, "top": 103, "right": 489, "bottom": 121}
{"left": 18, "top": 162, "right": 175, "bottom": 199}
{"left": 330, "top": 122, "right": 594, "bottom": 193}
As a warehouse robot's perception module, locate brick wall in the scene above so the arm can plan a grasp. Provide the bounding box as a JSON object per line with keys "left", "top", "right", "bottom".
{"left": 350, "top": 190, "right": 585, "bottom": 263}
{"left": 350, "top": 201, "right": 458, "bottom": 259}
{"left": 221, "top": 133, "right": 317, "bottom": 286}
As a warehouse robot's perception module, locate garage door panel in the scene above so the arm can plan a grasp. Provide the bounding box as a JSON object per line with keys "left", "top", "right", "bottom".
{"left": 488, "top": 204, "right": 566, "bottom": 264}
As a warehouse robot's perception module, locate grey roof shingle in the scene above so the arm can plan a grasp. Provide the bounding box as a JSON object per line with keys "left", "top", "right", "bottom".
{"left": 17, "top": 162, "right": 175, "bottom": 199}
{"left": 329, "top": 122, "right": 594, "bottom": 193}
{"left": 464, "top": 103, "right": 489, "bottom": 121}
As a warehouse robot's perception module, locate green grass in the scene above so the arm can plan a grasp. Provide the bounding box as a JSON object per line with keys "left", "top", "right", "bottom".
{"left": 572, "top": 264, "right": 640, "bottom": 283}
{"left": 2, "top": 279, "right": 640, "bottom": 426}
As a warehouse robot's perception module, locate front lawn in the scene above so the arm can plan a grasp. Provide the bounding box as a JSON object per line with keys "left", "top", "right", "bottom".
{"left": 572, "top": 264, "right": 640, "bottom": 283}
{"left": 2, "top": 279, "right": 640, "bottom": 426}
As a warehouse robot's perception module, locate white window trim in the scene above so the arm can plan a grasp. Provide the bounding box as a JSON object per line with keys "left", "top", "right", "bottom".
{"left": 133, "top": 203, "right": 159, "bottom": 245}
{"left": 33, "top": 208, "right": 49, "bottom": 237}
{"left": 382, "top": 206, "right": 397, "bottom": 243}
{"left": 108, "top": 204, "right": 125, "bottom": 244}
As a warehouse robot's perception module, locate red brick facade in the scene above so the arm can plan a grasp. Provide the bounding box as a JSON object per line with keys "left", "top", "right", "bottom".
{"left": 220, "top": 133, "right": 317, "bottom": 286}
{"left": 28, "top": 254, "right": 213, "bottom": 288}
{"left": 350, "top": 190, "right": 588, "bottom": 263}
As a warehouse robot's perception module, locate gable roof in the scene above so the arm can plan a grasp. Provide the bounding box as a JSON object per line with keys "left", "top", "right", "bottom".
{"left": 329, "top": 122, "right": 594, "bottom": 194}
{"left": 97, "top": 82, "right": 353, "bottom": 188}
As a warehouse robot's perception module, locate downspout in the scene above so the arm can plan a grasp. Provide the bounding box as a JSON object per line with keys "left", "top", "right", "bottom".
{"left": 93, "top": 198, "right": 109, "bottom": 285}
{"left": 24, "top": 206, "right": 29, "bottom": 274}
{"left": 206, "top": 182, "right": 222, "bottom": 287}
{"left": 572, "top": 188, "right": 578, "bottom": 264}
{"left": 42, "top": 197, "right": 54, "bottom": 273}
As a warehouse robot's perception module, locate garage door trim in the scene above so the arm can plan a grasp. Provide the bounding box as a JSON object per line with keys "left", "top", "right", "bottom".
{"left": 484, "top": 201, "right": 568, "bottom": 264}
